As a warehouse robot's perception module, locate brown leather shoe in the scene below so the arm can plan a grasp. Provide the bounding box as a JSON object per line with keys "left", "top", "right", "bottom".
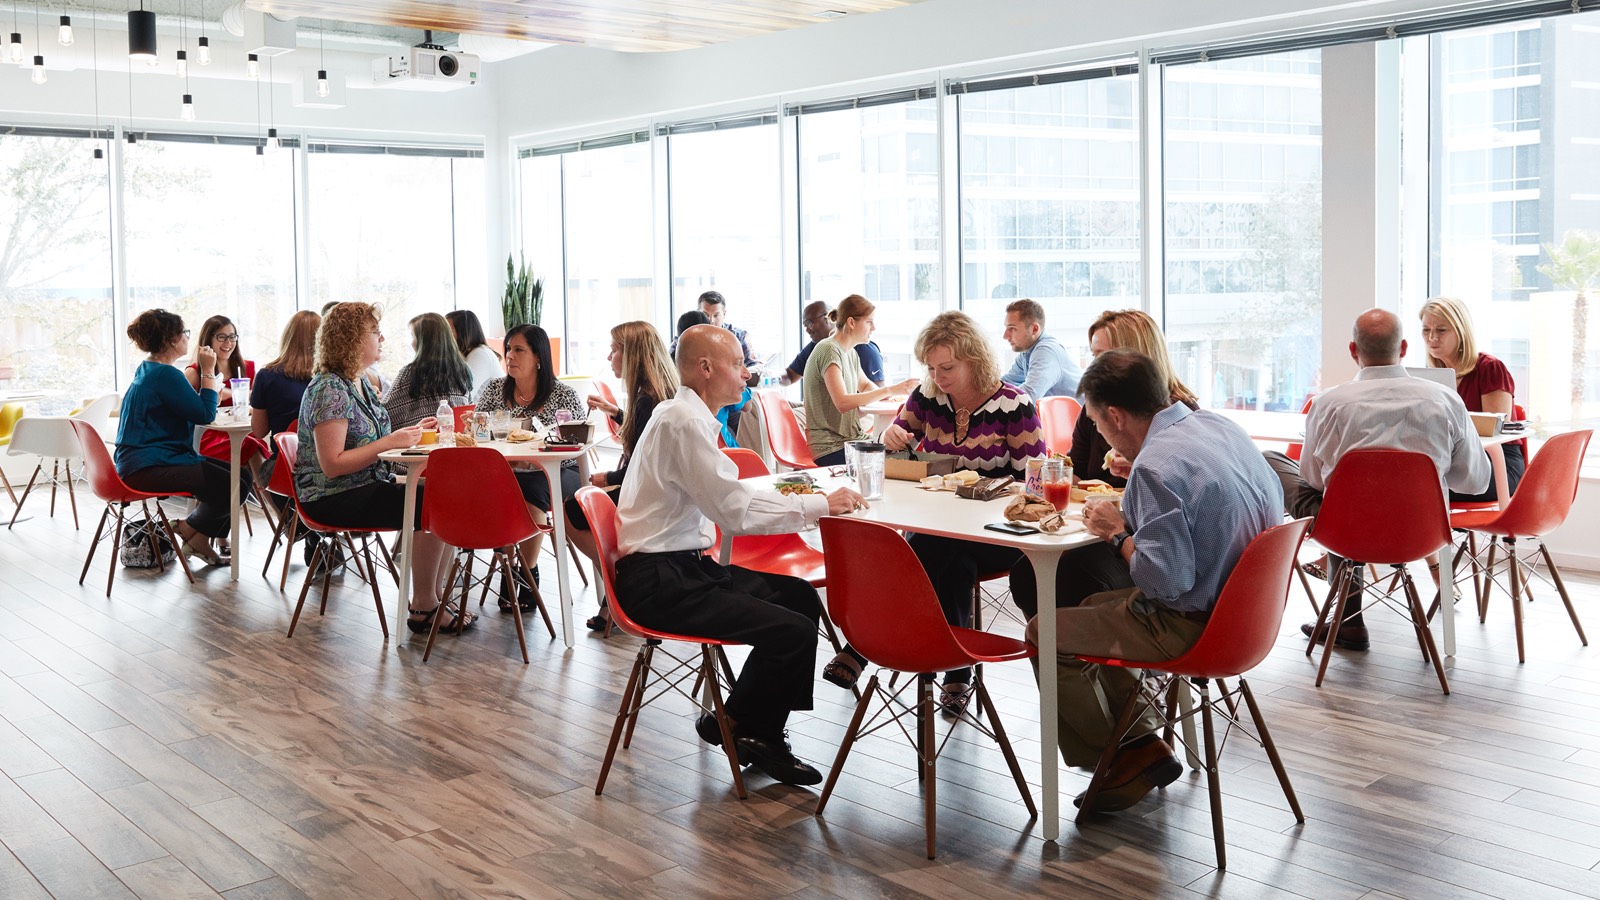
{"left": 1300, "top": 620, "right": 1370, "bottom": 651}
{"left": 1074, "top": 738, "right": 1183, "bottom": 813}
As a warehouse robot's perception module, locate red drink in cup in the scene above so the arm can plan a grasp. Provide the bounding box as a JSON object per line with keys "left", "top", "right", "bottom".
{"left": 1043, "top": 479, "right": 1072, "bottom": 511}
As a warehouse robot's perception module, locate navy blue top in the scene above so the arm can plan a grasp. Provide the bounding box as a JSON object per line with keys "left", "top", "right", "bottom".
{"left": 250, "top": 367, "right": 310, "bottom": 445}
{"left": 115, "top": 361, "right": 218, "bottom": 476}
{"left": 787, "top": 339, "right": 885, "bottom": 396}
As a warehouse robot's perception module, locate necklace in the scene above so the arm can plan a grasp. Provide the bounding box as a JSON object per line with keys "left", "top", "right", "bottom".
{"left": 513, "top": 383, "right": 534, "bottom": 407}
{"left": 955, "top": 407, "right": 972, "bottom": 443}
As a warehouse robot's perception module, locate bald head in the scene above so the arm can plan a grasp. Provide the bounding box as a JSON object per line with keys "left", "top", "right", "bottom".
{"left": 1351, "top": 309, "right": 1405, "bottom": 367}
{"left": 802, "top": 301, "right": 831, "bottom": 342}
{"left": 677, "top": 324, "right": 746, "bottom": 408}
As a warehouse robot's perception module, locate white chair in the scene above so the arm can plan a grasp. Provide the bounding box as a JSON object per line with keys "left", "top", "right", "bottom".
{"left": 73, "top": 393, "right": 120, "bottom": 444}
{"left": 6, "top": 416, "right": 84, "bottom": 529}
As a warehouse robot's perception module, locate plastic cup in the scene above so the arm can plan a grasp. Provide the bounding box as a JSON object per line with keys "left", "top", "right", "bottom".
{"left": 1041, "top": 458, "right": 1071, "bottom": 511}
{"left": 855, "top": 441, "right": 886, "bottom": 501}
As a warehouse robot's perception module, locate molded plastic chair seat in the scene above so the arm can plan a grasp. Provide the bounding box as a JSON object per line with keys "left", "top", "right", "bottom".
{"left": 419, "top": 447, "right": 556, "bottom": 663}
{"left": 575, "top": 486, "right": 749, "bottom": 800}
{"left": 1306, "top": 449, "right": 1453, "bottom": 693}
{"left": 1073, "top": 518, "right": 1311, "bottom": 870}
{"left": 68, "top": 419, "right": 196, "bottom": 596}
{"left": 753, "top": 389, "right": 816, "bottom": 471}
{"left": 7, "top": 415, "right": 84, "bottom": 529}
{"left": 815, "top": 516, "right": 1037, "bottom": 859}
{"left": 0, "top": 402, "right": 25, "bottom": 504}
{"left": 278, "top": 433, "right": 397, "bottom": 640}
{"left": 1037, "top": 395, "right": 1082, "bottom": 458}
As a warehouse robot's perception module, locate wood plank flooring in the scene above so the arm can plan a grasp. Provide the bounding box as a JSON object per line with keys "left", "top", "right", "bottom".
{"left": 4, "top": 499, "right": 1600, "bottom": 898}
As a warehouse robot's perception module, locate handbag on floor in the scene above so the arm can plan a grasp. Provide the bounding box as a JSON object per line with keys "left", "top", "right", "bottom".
{"left": 120, "top": 520, "right": 177, "bottom": 569}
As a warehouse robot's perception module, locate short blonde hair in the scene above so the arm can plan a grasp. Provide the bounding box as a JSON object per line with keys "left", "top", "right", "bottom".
{"left": 1088, "top": 309, "right": 1197, "bottom": 406}
{"left": 1418, "top": 296, "right": 1479, "bottom": 377}
{"left": 913, "top": 311, "right": 1001, "bottom": 398}
{"left": 315, "top": 302, "right": 380, "bottom": 380}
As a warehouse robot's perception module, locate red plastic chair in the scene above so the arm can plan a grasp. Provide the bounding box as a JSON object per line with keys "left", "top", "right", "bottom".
{"left": 1037, "top": 395, "right": 1081, "bottom": 458}
{"left": 1444, "top": 403, "right": 1528, "bottom": 612}
{"left": 418, "top": 447, "right": 555, "bottom": 663}
{"left": 279, "top": 433, "right": 398, "bottom": 640}
{"left": 814, "top": 516, "right": 1037, "bottom": 859}
{"left": 260, "top": 419, "right": 304, "bottom": 589}
{"left": 753, "top": 389, "right": 816, "bottom": 471}
{"left": 69, "top": 419, "right": 196, "bottom": 596}
{"left": 1307, "top": 449, "right": 1454, "bottom": 693}
{"left": 595, "top": 381, "right": 623, "bottom": 444}
{"left": 1285, "top": 394, "right": 1315, "bottom": 462}
{"left": 575, "top": 486, "right": 749, "bottom": 800}
{"left": 1448, "top": 429, "right": 1592, "bottom": 663}
{"left": 451, "top": 404, "right": 476, "bottom": 434}
{"left": 1074, "top": 518, "right": 1311, "bottom": 870}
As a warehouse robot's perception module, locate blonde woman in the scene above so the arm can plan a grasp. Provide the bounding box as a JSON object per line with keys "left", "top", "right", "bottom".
{"left": 801, "top": 294, "right": 918, "bottom": 465}
{"left": 827, "top": 311, "right": 1045, "bottom": 714}
{"left": 294, "top": 302, "right": 470, "bottom": 634}
{"left": 1420, "top": 296, "right": 1524, "bottom": 498}
{"left": 575, "top": 320, "right": 678, "bottom": 631}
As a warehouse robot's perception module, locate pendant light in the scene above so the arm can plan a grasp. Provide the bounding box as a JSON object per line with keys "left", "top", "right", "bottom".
{"left": 246, "top": 52, "right": 258, "bottom": 78}
{"left": 92, "top": 11, "right": 103, "bottom": 158}
{"left": 9, "top": 0, "right": 22, "bottom": 65}
{"left": 128, "top": 0, "right": 157, "bottom": 61}
{"left": 197, "top": 0, "right": 209, "bottom": 64}
{"left": 58, "top": 16, "right": 72, "bottom": 46}
{"left": 28, "top": 3, "right": 41, "bottom": 83}
{"left": 315, "top": 25, "right": 328, "bottom": 97}
{"left": 126, "top": 52, "right": 137, "bottom": 143}
{"left": 266, "top": 56, "right": 279, "bottom": 151}
{"left": 254, "top": 58, "right": 264, "bottom": 156}
{"left": 174, "top": 0, "right": 186, "bottom": 76}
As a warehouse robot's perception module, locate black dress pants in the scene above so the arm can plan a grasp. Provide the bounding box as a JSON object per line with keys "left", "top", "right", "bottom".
{"left": 122, "top": 458, "right": 249, "bottom": 539}
{"left": 614, "top": 551, "right": 819, "bottom": 739}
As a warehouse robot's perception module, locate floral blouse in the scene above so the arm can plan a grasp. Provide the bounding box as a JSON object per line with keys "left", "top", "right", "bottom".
{"left": 295, "top": 372, "right": 392, "bottom": 503}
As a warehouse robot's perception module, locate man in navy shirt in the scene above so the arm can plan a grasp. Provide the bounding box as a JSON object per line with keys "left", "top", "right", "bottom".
{"left": 780, "top": 300, "right": 886, "bottom": 393}
{"left": 1001, "top": 298, "right": 1081, "bottom": 402}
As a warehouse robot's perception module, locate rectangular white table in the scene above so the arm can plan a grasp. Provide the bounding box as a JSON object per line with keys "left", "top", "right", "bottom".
{"left": 859, "top": 395, "right": 907, "bottom": 441}
{"left": 1215, "top": 407, "right": 1522, "bottom": 657}
{"left": 729, "top": 471, "right": 1098, "bottom": 842}
{"left": 196, "top": 419, "right": 254, "bottom": 581}
{"left": 380, "top": 441, "right": 593, "bottom": 648}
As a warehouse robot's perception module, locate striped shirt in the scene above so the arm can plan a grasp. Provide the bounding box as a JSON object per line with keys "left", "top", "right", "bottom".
{"left": 892, "top": 382, "right": 1045, "bottom": 480}
{"left": 1124, "top": 403, "right": 1283, "bottom": 613}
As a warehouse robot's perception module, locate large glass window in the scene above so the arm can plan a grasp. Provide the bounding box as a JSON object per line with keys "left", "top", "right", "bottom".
{"left": 559, "top": 143, "right": 655, "bottom": 374}
{"left": 958, "top": 73, "right": 1141, "bottom": 377}
{"left": 124, "top": 138, "right": 297, "bottom": 379}
{"left": 668, "top": 122, "right": 783, "bottom": 362}
{"left": 307, "top": 147, "right": 483, "bottom": 378}
{"left": 1164, "top": 51, "right": 1323, "bottom": 411}
{"left": 1426, "top": 13, "right": 1600, "bottom": 440}
{"left": 798, "top": 97, "right": 940, "bottom": 377}
{"left": 518, "top": 152, "right": 564, "bottom": 351}
{"left": 0, "top": 134, "right": 115, "bottom": 409}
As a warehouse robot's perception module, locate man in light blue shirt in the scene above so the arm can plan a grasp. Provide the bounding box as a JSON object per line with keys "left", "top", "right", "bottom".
{"left": 1023, "top": 348, "right": 1282, "bottom": 814}
{"left": 1000, "top": 298, "right": 1081, "bottom": 402}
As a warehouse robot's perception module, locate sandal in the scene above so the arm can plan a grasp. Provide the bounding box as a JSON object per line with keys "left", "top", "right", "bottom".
{"left": 939, "top": 682, "right": 972, "bottom": 718}
{"left": 586, "top": 610, "right": 612, "bottom": 633}
{"left": 407, "top": 605, "right": 478, "bottom": 635}
{"left": 497, "top": 567, "right": 539, "bottom": 613}
{"left": 821, "top": 651, "right": 864, "bottom": 690}
{"left": 1300, "top": 560, "right": 1328, "bottom": 582}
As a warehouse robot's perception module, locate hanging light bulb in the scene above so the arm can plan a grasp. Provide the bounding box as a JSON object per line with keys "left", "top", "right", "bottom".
{"left": 246, "top": 52, "right": 258, "bottom": 78}
{"left": 57, "top": 15, "right": 72, "bottom": 46}
{"left": 7, "top": 32, "right": 21, "bottom": 64}
{"left": 176, "top": 49, "right": 186, "bottom": 78}
{"left": 316, "top": 69, "right": 329, "bottom": 97}
{"left": 31, "top": 53, "right": 44, "bottom": 83}
{"left": 128, "top": 4, "right": 156, "bottom": 60}
{"left": 197, "top": 35, "right": 209, "bottom": 65}
{"left": 181, "top": 93, "right": 194, "bottom": 121}
{"left": 267, "top": 127, "right": 279, "bottom": 151}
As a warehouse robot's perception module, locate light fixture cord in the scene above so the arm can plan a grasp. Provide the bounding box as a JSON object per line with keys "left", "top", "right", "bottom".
{"left": 92, "top": 7, "right": 100, "bottom": 131}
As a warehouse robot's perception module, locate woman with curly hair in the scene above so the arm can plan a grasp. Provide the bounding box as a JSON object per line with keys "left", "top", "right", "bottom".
{"left": 295, "top": 302, "right": 471, "bottom": 635}
{"left": 382, "top": 312, "right": 474, "bottom": 428}
{"left": 823, "top": 311, "right": 1046, "bottom": 715}
{"left": 116, "top": 309, "right": 250, "bottom": 566}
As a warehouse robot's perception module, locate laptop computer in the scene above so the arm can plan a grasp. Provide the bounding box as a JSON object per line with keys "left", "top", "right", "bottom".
{"left": 1405, "top": 366, "right": 1455, "bottom": 388}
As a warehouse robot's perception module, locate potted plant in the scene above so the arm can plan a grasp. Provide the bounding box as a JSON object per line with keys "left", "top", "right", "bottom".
{"left": 502, "top": 252, "right": 543, "bottom": 330}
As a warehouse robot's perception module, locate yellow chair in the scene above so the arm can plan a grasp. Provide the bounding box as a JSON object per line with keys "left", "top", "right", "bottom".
{"left": 0, "top": 403, "right": 25, "bottom": 505}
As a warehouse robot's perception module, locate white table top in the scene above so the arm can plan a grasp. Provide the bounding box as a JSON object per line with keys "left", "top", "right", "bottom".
{"left": 1215, "top": 407, "right": 1523, "bottom": 448}
{"left": 378, "top": 439, "right": 593, "bottom": 464}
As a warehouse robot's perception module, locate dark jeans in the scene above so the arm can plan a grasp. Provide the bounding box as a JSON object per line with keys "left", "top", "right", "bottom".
{"left": 813, "top": 447, "right": 847, "bottom": 467}
{"left": 122, "top": 458, "right": 249, "bottom": 539}
{"left": 1263, "top": 450, "right": 1365, "bottom": 617}
{"left": 514, "top": 461, "right": 581, "bottom": 513}
{"left": 1451, "top": 443, "right": 1525, "bottom": 503}
{"left": 912, "top": 534, "right": 1023, "bottom": 685}
{"left": 1009, "top": 541, "right": 1135, "bottom": 619}
{"left": 299, "top": 479, "right": 423, "bottom": 532}
{"left": 614, "top": 551, "right": 819, "bottom": 739}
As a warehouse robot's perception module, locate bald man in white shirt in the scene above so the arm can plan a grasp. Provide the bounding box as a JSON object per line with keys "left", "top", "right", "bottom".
{"left": 613, "top": 324, "right": 863, "bottom": 786}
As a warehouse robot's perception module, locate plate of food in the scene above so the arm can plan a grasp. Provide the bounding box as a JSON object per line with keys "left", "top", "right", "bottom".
{"left": 918, "top": 470, "right": 981, "bottom": 491}
{"left": 1071, "top": 480, "right": 1124, "bottom": 504}
{"left": 774, "top": 473, "right": 823, "bottom": 496}
{"left": 505, "top": 428, "right": 538, "bottom": 444}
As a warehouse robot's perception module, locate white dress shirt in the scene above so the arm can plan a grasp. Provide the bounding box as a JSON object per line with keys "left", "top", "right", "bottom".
{"left": 1302, "top": 364, "right": 1490, "bottom": 499}
{"left": 617, "top": 386, "right": 828, "bottom": 557}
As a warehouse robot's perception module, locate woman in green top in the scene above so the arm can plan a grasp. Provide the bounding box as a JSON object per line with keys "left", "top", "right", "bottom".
{"left": 801, "top": 293, "right": 918, "bottom": 465}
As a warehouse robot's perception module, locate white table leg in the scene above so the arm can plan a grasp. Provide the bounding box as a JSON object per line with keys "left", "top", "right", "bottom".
{"left": 228, "top": 432, "right": 243, "bottom": 581}
{"left": 1023, "top": 547, "right": 1061, "bottom": 843}
{"left": 395, "top": 458, "right": 426, "bottom": 642}
{"left": 543, "top": 458, "right": 576, "bottom": 648}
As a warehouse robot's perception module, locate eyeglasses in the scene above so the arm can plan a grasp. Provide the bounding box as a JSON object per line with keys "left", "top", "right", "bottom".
{"left": 215, "top": 333, "right": 239, "bottom": 343}
{"left": 803, "top": 316, "right": 825, "bottom": 326}
{"left": 182, "top": 329, "right": 191, "bottom": 337}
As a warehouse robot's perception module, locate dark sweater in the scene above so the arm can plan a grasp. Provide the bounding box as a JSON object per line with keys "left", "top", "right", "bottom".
{"left": 115, "top": 361, "right": 218, "bottom": 475}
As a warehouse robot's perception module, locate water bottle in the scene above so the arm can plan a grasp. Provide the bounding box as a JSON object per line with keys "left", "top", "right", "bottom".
{"left": 436, "top": 399, "right": 454, "bottom": 446}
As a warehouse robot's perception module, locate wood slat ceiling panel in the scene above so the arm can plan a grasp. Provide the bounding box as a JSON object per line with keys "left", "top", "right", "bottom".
{"left": 248, "top": 0, "right": 926, "bottom": 52}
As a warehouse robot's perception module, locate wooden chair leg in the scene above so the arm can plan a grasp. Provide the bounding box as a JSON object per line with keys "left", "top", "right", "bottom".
{"left": 1507, "top": 539, "right": 1526, "bottom": 664}
{"left": 80, "top": 505, "right": 112, "bottom": 587}
{"left": 974, "top": 677, "right": 1035, "bottom": 815}
{"left": 703, "top": 645, "right": 748, "bottom": 800}
{"left": 1197, "top": 678, "right": 1227, "bottom": 870}
{"left": 1075, "top": 685, "right": 1147, "bottom": 826}
{"left": 64, "top": 460, "right": 78, "bottom": 529}
{"left": 816, "top": 672, "right": 878, "bottom": 816}
{"left": 621, "top": 642, "right": 655, "bottom": 750}
{"left": 287, "top": 540, "right": 326, "bottom": 637}
{"left": 506, "top": 552, "right": 533, "bottom": 662}
{"left": 8, "top": 462, "right": 43, "bottom": 528}
{"left": 1403, "top": 574, "right": 1450, "bottom": 693}
{"left": 1540, "top": 542, "right": 1588, "bottom": 647}
{"left": 595, "top": 648, "right": 648, "bottom": 796}
{"left": 1481, "top": 539, "right": 1499, "bottom": 623}
{"left": 150, "top": 502, "right": 194, "bottom": 584}
{"left": 422, "top": 556, "right": 464, "bottom": 662}
{"left": 360, "top": 537, "right": 389, "bottom": 640}
{"left": 517, "top": 555, "right": 556, "bottom": 639}
{"left": 1312, "top": 562, "right": 1354, "bottom": 687}
{"left": 920, "top": 673, "right": 937, "bottom": 859}
{"left": 1239, "top": 677, "right": 1303, "bottom": 822}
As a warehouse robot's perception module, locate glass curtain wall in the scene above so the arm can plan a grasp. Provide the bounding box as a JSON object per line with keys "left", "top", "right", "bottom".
{"left": 307, "top": 147, "right": 483, "bottom": 379}
{"left": 1163, "top": 50, "right": 1324, "bottom": 411}
{"left": 0, "top": 133, "right": 115, "bottom": 410}
{"left": 1424, "top": 12, "right": 1600, "bottom": 437}
{"left": 518, "top": 153, "right": 564, "bottom": 354}
{"left": 797, "top": 96, "right": 940, "bottom": 377}
{"left": 667, "top": 122, "right": 784, "bottom": 362}
{"left": 560, "top": 143, "right": 654, "bottom": 374}
{"left": 123, "top": 138, "right": 297, "bottom": 379}
{"left": 957, "top": 71, "right": 1142, "bottom": 373}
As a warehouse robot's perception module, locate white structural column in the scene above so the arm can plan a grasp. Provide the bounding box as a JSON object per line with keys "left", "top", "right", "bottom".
{"left": 1320, "top": 40, "right": 1403, "bottom": 387}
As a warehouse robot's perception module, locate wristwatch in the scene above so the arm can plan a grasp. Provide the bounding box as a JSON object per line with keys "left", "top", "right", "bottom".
{"left": 1111, "top": 530, "right": 1132, "bottom": 552}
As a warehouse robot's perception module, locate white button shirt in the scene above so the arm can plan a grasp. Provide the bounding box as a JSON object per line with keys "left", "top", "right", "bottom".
{"left": 1302, "top": 364, "right": 1491, "bottom": 499}
{"left": 617, "top": 386, "right": 828, "bottom": 557}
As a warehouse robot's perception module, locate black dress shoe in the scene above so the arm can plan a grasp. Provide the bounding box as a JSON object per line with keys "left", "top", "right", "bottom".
{"left": 734, "top": 732, "right": 822, "bottom": 786}
{"left": 1301, "top": 620, "right": 1371, "bottom": 651}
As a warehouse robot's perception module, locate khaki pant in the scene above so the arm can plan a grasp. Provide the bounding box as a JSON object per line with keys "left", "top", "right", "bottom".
{"left": 1026, "top": 587, "right": 1207, "bottom": 768}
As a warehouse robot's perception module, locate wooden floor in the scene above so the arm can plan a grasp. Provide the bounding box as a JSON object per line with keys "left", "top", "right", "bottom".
{"left": 4, "top": 498, "right": 1600, "bottom": 899}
